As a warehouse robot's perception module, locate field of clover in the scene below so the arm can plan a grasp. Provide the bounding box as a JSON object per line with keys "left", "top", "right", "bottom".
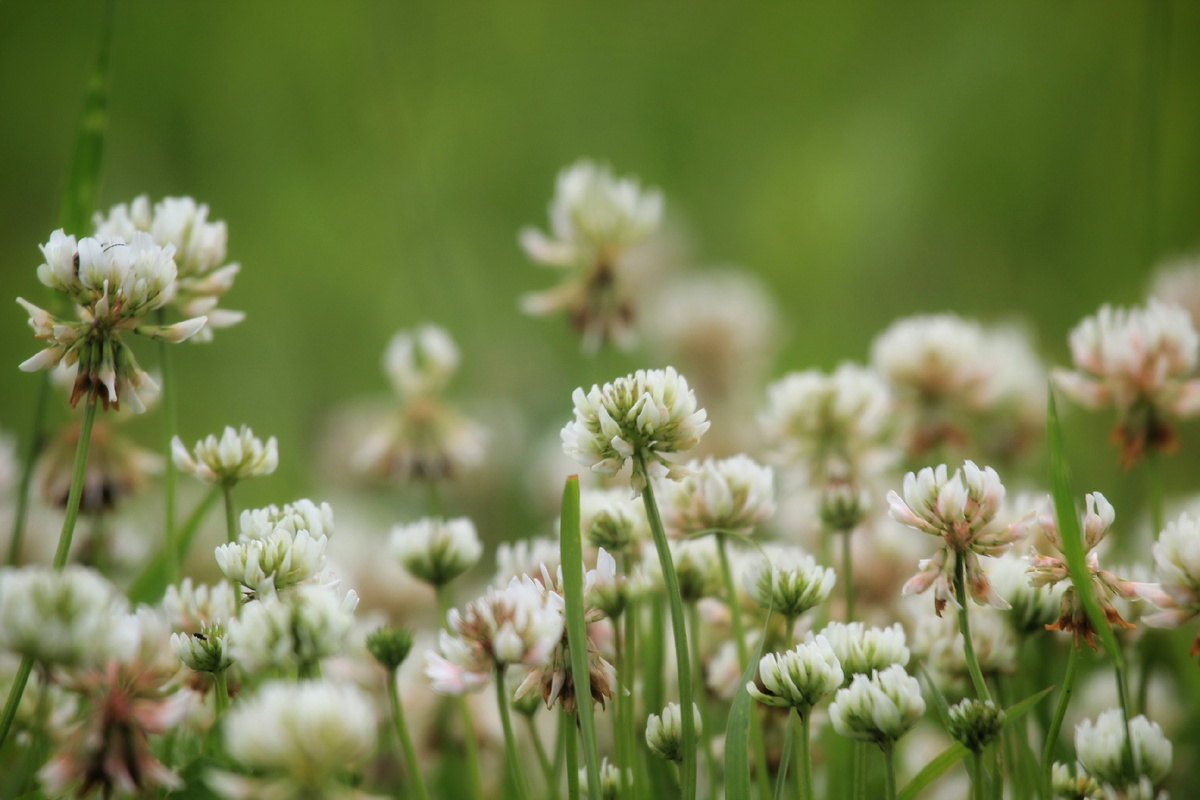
{"left": 5, "top": 17, "right": 1200, "bottom": 800}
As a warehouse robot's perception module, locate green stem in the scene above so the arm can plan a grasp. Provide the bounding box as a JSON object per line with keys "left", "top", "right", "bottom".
{"left": 638, "top": 465, "right": 696, "bottom": 800}
{"left": 497, "top": 665, "right": 534, "bottom": 800}
{"left": 842, "top": 529, "right": 855, "bottom": 622}
{"left": 882, "top": 740, "right": 897, "bottom": 800}
{"left": 436, "top": 584, "right": 485, "bottom": 800}
{"left": 528, "top": 715, "right": 557, "bottom": 795}
{"left": 715, "top": 533, "right": 772, "bottom": 800}
{"left": 972, "top": 752, "right": 985, "bottom": 800}
{"left": 6, "top": 373, "right": 50, "bottom": 566}
{"left": 565, "top": 710, "right": 581, "bottom": 800}
{"left": 853, "top": 741, "right": 866, "bottom": 800}
{"left": 157, "top": 316, "right": 179, "bottom": 585}
{"left": 0, "top": 655, "right": 35, "bottom": 751}
{"left": 800, "top": 711, "right": 814, "bottom": 800}
{"left": 1042, "top": 645, "right": 1080, "bottom": 798}
{"left": 222, "top": 482, "right": 238, "bottom": 543}
{"left": 991, "top": 743, "right": 1003, "bottom": 800}
{"left": 213, "top": 669, "right": 229, "bottom": 718}
{"left": 389, "top": 671, "right": 429, "bottom": 800}
{"left": 1145, "top": 449, "right": 1165, "bottom": 539}
{"left": 620, "top": 554, "right": 641, "bottom": 796}
{"left": 954, "top": 555, "right": 993, "bottom": 702}
{"left": 1114, "top": 662, "right": 1136, "bottom": 780}
{"left": 298, "top": 660, "right": 322, "bottom": 680}
{"left": 688, "top": 604, "right": 718, "bottom": 796}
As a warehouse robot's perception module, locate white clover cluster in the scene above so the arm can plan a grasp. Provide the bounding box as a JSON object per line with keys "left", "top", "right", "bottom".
{"left": 748, "top": 636, "right": 844, "bottom": 710}
{"left": 94, "top": 195, "right": 243, "bottom": 342}
{"left": 581, "top": 487, "right": 648, "bottom": 553}
{"left": 19, "top": 230, "right": 206, "bottom": 412}
{"left": 215, "top": 507, "right": 330, "bottom": 596}
{"left": 383, "top": 324, "right": 460, "bottom": 400}
{"left": 161, "top": 578, "right": 238, "bottom": 632}
{"left": 390, "top": 516, "right": 482, "bottom": 587}
{"left": 811, "top": 622, "right": 910, "bottom": 678}
{"left": 562, "top": 367, "right": 710, "bottom": 493}
{"left": 172, "top": 425, "right": 278, "bottom": 485}
{"left": 912, "top": 607, "right": 1016, "bottom": 680}
{"left": 494, "top": 537, "right": 561, "bottom": 586}
{"left": 645, "top": 702, "right": 702, "bottom": 763}
{"left": 172, "top": 622, "right": 230, "bottom": 674}
{"left": 643, "top": 537, "right": 722, "bottom": 601}
{"left": 744, "top": 545, "right": 836, "bottom": 619}
{"left": 228, "top": 584, "right": 359, "bottom": 674}
{"left": 0, "top": 566, "right": 126, "bottom": 666}
{"left": 239, "top": 499, "right": 334, "bottom": 542}
{"left": 828, "top": 664, "right": 926, "bottom": 744}
{"left": 1137, "top": 512, "right": 1200, "bottom": 631}
{"left": 1051, "top": 762, "right": 1102, "bottom": 800}
{"left": 870, "top": 313, "right": 993, "bottom": 408}
{"left": 1074, "top": 709, "right": 1172, "bottom": 793}
{"left": 665, "top": 454, "right": 775, "bottom": 535}
{"left": 986, "top": 550, "right": 1065, "bottom": 635}
{"left": 217, "top": 680, "right": 376, "bottom": 791}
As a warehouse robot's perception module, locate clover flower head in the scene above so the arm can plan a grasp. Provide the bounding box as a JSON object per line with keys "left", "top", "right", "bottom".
{"left": 383, "top": 324, "right": 460, "bottom": 400}
{"left": 172, "top": 621, "right": 231, "bottom": 674}
{"left": 0, "top": 566, "right": 126, "bottom": 666}
{"left": 748, "top": 636, "right": 844, "bottom": 711}
{"left": 1135, "top": 513, "right": 1200, "bottom": 652}
{"left": 171, "top": 425, "right": 278, "bottom": 485}
{"left": 986, "top": 550, "right": 1066, "bottom": 635}
{"left": 946, "top": 698, "right": 1006, "bottom": 753}
{"left": 215, "top": 525, "right": 328, "bottom": 597}
{"left": 494, "top": 537, "right": 561, "bottom": 585}
{"left": 228, "top": 584, "right": 358, "bottom": 674}
{"left": 239, "top": 499, "right": 334, "bottom": 541}
{"left": 645, "top": 702, "right": 701, "bottom": 763}
{"left": 1051, "top": 762, "right": 1103, "bottom": 800}
{"left": 390, "top": 516, "right": 482, "bottom": 587}
{"left": 365, "top": 626, "right": 415, "bottom": 672}
{"left": 871, "top": 313, "right": 992, "bottom": 406}
{"left": 1054, "top": 300, "right": 1200, "bottom": 466}
{"left": 581, "top": 487, "right": 648, "bottom": 553}
{"left": 912, "top": 607, "right": 1016, "bottom": 680}
{"left": 665, "top": 454, "right": 775, "bottom": 535}
{"left": 643, "top": 537, "right": 722, "bottom": 602}
{"left": 580, "top": 757, "right": 631, "bottom": 800}
{"left": 1074, "top": 709, "right": 1172, "bottom": 790}
{"left": 744, "top": 545, "right": 835, "bottom": 619}
{"left": 561, "top": 367, "right": 710, "bottom": 493}
{"left": 828, "top": 664, "right": 926, "bottom": 745}
{"left": 1149, "top": 254, "right": 1200, "bottom": 329}
{"left": 812, "top": 622, "right": 910, "bottom": 678}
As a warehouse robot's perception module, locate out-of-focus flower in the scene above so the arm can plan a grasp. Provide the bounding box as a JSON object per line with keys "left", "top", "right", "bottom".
{"left": 811, "top": 622, "right": 910, "bottom": 678}
{"left": 744, "top": 545, "right": 835, "bottom": 619}
{"left": 172, "top": 425, "right": 278, "bottom": 485}
{"left": 561, "top": 367, "right": 709, "bottom": 494}
{"left": 37, "top": 418, "right": 160, "bottom": 513}
{"left": 818, "top": 480, "right": 873, "bottom": 532}
{"left": 19, "top": 230, "right": 206, "bottom": 412}
{"left": 946, "top": 698, "right": 1005, "bottom": 753}
{"left": 1136, "top": 512, "right": 1200, "bottom": 655}
{"left": 748, "top": 636, "right": 843, "bottom": 711}
{"left": 1149, "top": 254, "right": 1200, "bottom": 328}
{"left": 643, "top": 537, "right": 722, "bottom": 602}
{"left": 645, "top": 702, "right": 701, "bottom": 762}
{"left": 1053, "top": 301, "right": 1200, "bottom": 466}
{"left": 494, "top": 537, "right": 561, "bottom": 586}
{"left": 520, "top": 159, "right": 664, "bottom": 353}
{"left": 888, "top": 462, "right": 1025, "bottom": 616}
{"left": 390, "top": 516, "right": 482, "bottom": 587}
{"left": 228, "top": 584, "right": 359, "bottom": 674}
{"left": 665, "top": 454, "right": 775, "bottom": 535}
{"left": 1074, "top": 709, "right": 1172, "bottom": 793}
{"left": 162, "top": 579, "right": 238, "bottom": 633}
{"left": 581, "top": 487, "right": 648, "bottom": 555}
{"left": 382, "top": 324, "right": 460, "bottom": 400}
{"left": 986, "top": 550, "right": 1065, "bottom": 635}
{"left": 912, "top": 606, "right": 1016, "bottom": 682}
{"left": 94, "top": 195, "right": 243, "bottom": 342}
{"left": 0, "top": 566, "right": 126, "bottom": 666}
{"left": 828, "top": 664, "right": 925, "bottom": 745}
{"left": 366, "top": 626, "right": 415, "bottom": 672}
{"left": 580, "top": 756, "right": 630, "bottom": 800}
{"left": 1051, "top": 762, "right": 1103, "bottom": 800}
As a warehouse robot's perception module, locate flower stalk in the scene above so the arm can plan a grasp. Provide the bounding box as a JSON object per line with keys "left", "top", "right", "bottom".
{"left": 435, "top": 584, "right": 485, "bottom": 800}
{"left": 1042, "top": 644, "right": 1079, "bottom": 798}
{"left": 496, "top": 665, "right": 534, "bottom": 800}
{"left": 388, "top": 673, "right": 428, "bottom": 800}
{"left": 954, "top": 555, "right": 993, "bottom": 703}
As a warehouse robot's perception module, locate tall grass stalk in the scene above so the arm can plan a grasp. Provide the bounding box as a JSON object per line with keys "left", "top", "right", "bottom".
{"left": 497, "top": 665, "right": 534, "bottom": 800}
{"left": 435, "top": 584, "right": 485, "bottom": 800}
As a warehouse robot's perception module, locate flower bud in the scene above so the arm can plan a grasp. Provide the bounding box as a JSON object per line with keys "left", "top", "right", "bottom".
{"left": 366, "top": 626, "right": 415, "bottom": 672}
{"left": 946, "top": 698, "right": 1005, "bottom": 753}
{"left": 646, "top": 702, "right": 702, "bottom": 763}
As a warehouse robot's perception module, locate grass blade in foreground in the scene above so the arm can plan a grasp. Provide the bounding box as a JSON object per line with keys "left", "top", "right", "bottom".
{"left": 725, "top": 605, "right": 774, "bottom": 800}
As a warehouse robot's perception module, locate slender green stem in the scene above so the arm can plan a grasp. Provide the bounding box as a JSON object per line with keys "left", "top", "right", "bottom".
{"left": 785, "top": 713, "right": 802, "bottom": 800}
{"left": 6, "top": 373, "right": 50, "bottom": 566}
{"left": 715, "top": 533, "right": 772, "bottom": 800}
{"left": 565, "top": 710, "right": 581, "bottom": 800}
{"left": 800, "top": 711, "right": 815, "bottom": 800}
{"left": 853, "top": 741, "right": 866, "bottom": 800}
{"left": 157, "top": 316, "right": 179, "bottom": 585}
{"left": 436, "top": 584, "right": 485, "bottom": 800}
{"left": 222, "top": 482, "right": 238, "bottom": 543}
{"left": 0, "top": 654, "right": 35, "bottom": 750}
{"left": 388, "top": 671, "right": 428, "bottom": 800}
{"left": 497, "top": 666, "right": 534, "bottom": 800}
{"left": 528, "top": 715, "right": 557, "bottom": 795}
{"left": 1114, "top": 662, "right": 1137, "bottom": 780}
{"left": 1145, "top": 449, "right": 1165, "bottom": 540}
{"left": 213, "top": 669, "right": 229, "bottom": 718}
{"left": 972, "top": 752, "right": 985, "bottom": 800}
{"left": 620, "top": 555, "right": 641, "bottom": 796}
{"left": 882, "top": 741, "right": 897, "bottom": 800}
{"left": 991, "top": 743, "right": 1003, "bottom": 800}
{"left": 842, "top": 529, "right": 855, "bottom": 622}
{"left": 954, "top": 555, "right": 993, "bottom": 702}
{"left": 298, "top": 660, "right": 322, "bottom": 680}
{"left": 688, "top": 604, "right": 718, "bottom": 796}
{"left": 638, "top": 466, "right": 696, "bottom": 800}
{"left": 52, "top": 400, "right": 99, "bottom": 569}
{"left": 1042, "top": 644, "right": 1080, "bottom": 798}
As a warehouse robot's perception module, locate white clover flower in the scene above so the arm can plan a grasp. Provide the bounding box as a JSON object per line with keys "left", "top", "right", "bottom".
{"left": 828, "top": 664, "right": 926, "bottom": 744}
{"left": 946, "top": 698, "right": 1006, "bottom": 753}
{"left": 0, "top": 566, "right": 126, "bottom": 666}
{"left": 744, "top": 545, "right": 835, "bottom": 619}
{"left": 20, "top": 230, "right": 206, "bottom": 412}
{"left": 1051, "top": 761, "right": 1102, "bottom": 800}
{"left": 889, "top": 461, "right": 1024, "bottom": 615}
{"left": 760, "top": 363, "right": 896, "bottom": 481}
{"left": 520, "top": 160, "right": 663, "bottom": 353}
{"left": 1075, "top": 709, "right": 1172, "bottom": 789}
{"left": 748, "top": 636, "right": 844, "bottom": 711}
{"left": 215, "top": 526, "right": 328, "bottom": 596}
{"left": 581, "top": 487, "right": 649, "bottom": 553}
{"left": 239, "top": 499, "right": 335, "bottom": 541}
{"left": 220, "top": 680, "right": 376, "bottom": 788}
{"left": 390, "top": 516, "right": 482, "bottom": 587}
{"left": 561, "top": 367, "right": 710, "bottom": 493}
{"left": 1149, "top": 254, "right": 1200, "bottom": 328}
{"left": 383, "top": 324, "right": 460, "bottom": 400}
{"left": 95, "top": 195, "right": 243, "bottom": 342}
{"left": 812, "top": 622, "right": 910, "bottom": 678}
{"left": 172, "top": 621, "right": 231, "bottom": 674}
{"left": 494, "top": 537, "right": 561, "bottom": 586}
{"left": 912, "top": 607, "right": 1016, "bottom": 681}
{"left": 1054, "top": 301, "right": 1200, "bottom": 465}
{"left": 871, "top": 313, "right": 991, "bottom": 407}
{"left": 642, "top": 537, "right": 723, "bottom": 601}
{"left": 580, "top": 756, "right": 631, "bottom": 800}
{"left": 171, "top": 425, "right": 278, "bottom": 485}
{"left": 665, "top": 454, "right": 775, "bottom": 535}
{"left": 1136, "top": 513, "right": 1200, "bottom": 640}
{"left": 986, "top": 550, "right": 1065, "bottom": 635}
{"left": 645, "top": 702, "right": 702, "bottom": 762}
{"left": 228, "top": 584, "right": 358, "bottom": 674}
{"left": 161, "top": 578, "right": 238, "bottom": 632}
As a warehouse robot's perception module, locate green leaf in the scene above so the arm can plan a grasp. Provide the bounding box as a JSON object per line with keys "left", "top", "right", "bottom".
{"left": 560, "top": 476, "right": 602, "bottom": 800}
{"left": 1046, "top": 389, "right": 1124, "bottom": 668}
{"left": 915, "top": 661, "right": 952, "bottom": 728}
{"left": 723, "top": 606, "right": 773, "bottom": 800}
{"left": 897, "top": 686, "right": 1053, "bottom": 800}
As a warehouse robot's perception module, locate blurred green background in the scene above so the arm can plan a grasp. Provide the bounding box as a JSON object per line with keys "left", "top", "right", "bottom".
{"left": 2, "top": 1, "right": 1199, "bottom": 520}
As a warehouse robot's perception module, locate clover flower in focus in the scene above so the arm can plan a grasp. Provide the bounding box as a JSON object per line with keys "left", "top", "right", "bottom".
{"left": 520, "top": 159, "right": 663, "bottom": 353}
{"left": 172, "top": 621, "right": 231, "bottom": 674}
{"left": 1133, "top": 512, "right": 1200, "bottom": 656}
{"left": 828, "top": 664, "right": 926, "bottom": 745}
{"left": 888, "top": 461, "right": 1025, "bottom": 616}
{"left": 748, "top": 636, "right": 844, "bottom": 711}
{"left": 1074, "top": 709, "right": 1172, "bottom": 796}
{"left": 1025, "top": 492, "right": 1143, "bottom": 650}
{"left": 18, "top": 230, "right": 207, "bottom": 412}
{"left": 561, "top": 367, "right": 710, "bottom": 494}
{"left": 645, "top": 702, "right": 702, "bottom": 763}
{"left": 354, "top": 324, "right": 486, "bottom": 484}
{"left": 172, "top": 425, "right": 277, "bottom": 486}
{"left": 665, "top": 454, "right": 775, "bottom": 535}
{"left": 228, "top": 583, "right": 359, "bottom": 675}
{"left": 391, "top": 516, "right": 482, "bottom": 587}
{"left": 94, "top": 195, "right": 243, "bottom": 342}
{"left": 0, "top": 566, "right": 126, "bottom": 666}
{"left": 215, "top": 517, "right": 329, "bottom": 597}
{"left": 209, "top": 680, "right": 376, "bottom": 800}
{"left": 239, "top": 499, "right": 335, "bottom": 541}
{"left": 811, "top": 622, "right": 910, "bottom": 678}
{"left": 744, "top": 545, "right": 836, "bottom": 619}
{"left": 1053, "top": 300, "right": 1200, "bottom": 466}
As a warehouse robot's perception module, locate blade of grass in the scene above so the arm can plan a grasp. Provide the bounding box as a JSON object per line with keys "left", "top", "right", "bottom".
{"left": 724, "top": 606, "right": 773, "bottom": 800}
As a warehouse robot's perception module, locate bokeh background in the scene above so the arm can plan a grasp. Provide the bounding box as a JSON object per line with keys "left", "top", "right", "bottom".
{"left": 2, "top": 1, "right": 1199, "bottom": 525}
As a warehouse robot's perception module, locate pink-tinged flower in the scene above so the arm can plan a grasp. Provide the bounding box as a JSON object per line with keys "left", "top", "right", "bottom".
{"left": 1025, "top": 493, "right": 1142, "bottom": 650}
{"left": 888, "top": 461, "right": 1025, "bottom": 616}
{"left": 1053, "top": 301, "right": 1200, "bottom": 467}
{"left": 1134, "top": 513, "right": 1200, "bottom": 657}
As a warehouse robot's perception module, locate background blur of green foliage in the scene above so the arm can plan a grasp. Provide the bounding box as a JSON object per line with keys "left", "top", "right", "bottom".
{"left": 2, "top": 1, "right": 1200, "bottom": 526}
